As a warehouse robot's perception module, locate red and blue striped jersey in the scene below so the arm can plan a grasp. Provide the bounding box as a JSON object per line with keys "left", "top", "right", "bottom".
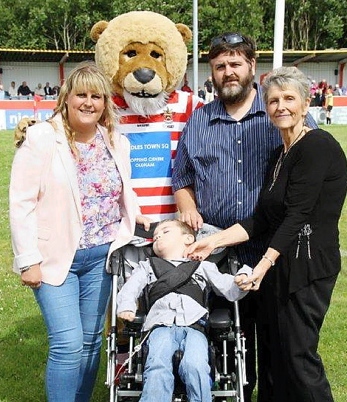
{"left": 114, "top": 90, "right": 204, "bottom": 221}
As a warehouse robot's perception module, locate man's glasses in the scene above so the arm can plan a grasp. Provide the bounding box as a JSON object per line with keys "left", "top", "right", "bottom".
{"left": 210, "top": 33, "right": 254, "bottom": 50}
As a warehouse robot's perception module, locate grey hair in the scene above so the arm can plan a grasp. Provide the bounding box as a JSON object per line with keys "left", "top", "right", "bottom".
{"left": 262, "top": 66, "right": 310, "bottom": 104}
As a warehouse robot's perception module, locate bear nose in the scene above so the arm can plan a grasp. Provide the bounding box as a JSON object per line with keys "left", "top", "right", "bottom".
{"left": 133, "top": 68, "right": 155, "bottom": 84}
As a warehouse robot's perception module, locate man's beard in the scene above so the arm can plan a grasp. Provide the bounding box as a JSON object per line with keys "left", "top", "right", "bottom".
{"left": 213, "top": 69, "right": 254, "bottom": 105}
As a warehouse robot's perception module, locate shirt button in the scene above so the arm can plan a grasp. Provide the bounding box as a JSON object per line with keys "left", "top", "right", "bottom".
{"left": 238, "top": 201, "right": 242, "bottom": 205}
{"left": 238, "top": 160, "right": 242, "bottom": 163}
{"left": 238, "top": 179, "right": 242, "bottom": 183}
{"left": 237, "top": 140, "right": 241, "bottom": 144}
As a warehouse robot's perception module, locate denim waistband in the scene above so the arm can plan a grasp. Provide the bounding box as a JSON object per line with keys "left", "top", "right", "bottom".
{"left": 74, "top": 242, "right": 111, "bottom": 261}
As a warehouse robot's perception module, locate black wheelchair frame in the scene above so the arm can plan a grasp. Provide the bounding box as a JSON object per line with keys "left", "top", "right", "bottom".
{"left": 105, "top": 229, "right": 248, "bottom": 402}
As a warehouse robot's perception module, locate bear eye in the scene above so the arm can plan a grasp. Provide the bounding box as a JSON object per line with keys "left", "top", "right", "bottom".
{"left": 150, "top": 50, "right": 161, "bottom": 59}
{"left": 125, "top": 50, "right": 137, "bottom": 58}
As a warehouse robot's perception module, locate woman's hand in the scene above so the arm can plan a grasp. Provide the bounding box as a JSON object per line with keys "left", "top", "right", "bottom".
{"left": 21, "top": 264, "right": 42, "bottom": 289}
{"left": 184, "top": 236, "right": 218, "bottom": 260}
{"left": 136, "top": 215, "right": 152, "bottom": 231}
{"left": 234, "top": 263, "right": 269, "bottom": 291}
{"left": 235, "top": 248, "right": 278, "bottom": 291}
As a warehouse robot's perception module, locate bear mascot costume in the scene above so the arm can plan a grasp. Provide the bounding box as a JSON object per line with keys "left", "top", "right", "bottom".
{"left": 90, "top": 11, "right": 204, "bottom": 221}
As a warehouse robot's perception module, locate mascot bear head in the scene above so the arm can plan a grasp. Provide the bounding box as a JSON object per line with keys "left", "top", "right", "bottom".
{"left": 90, "top": 11, "right": 192, "bottom": 116}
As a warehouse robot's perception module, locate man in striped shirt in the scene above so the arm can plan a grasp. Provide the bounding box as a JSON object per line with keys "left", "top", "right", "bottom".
{"left": 172, "top": 32, "right": 317, "bottom": 402}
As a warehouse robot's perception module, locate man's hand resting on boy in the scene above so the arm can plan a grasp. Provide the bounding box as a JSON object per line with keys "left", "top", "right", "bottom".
{"left": 118, "top": 311, "right": 136, "bottom": 321}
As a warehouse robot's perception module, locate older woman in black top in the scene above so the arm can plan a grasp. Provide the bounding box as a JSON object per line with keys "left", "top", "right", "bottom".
{"left": 185, "top": 66, "right": 347, "bottom": 402}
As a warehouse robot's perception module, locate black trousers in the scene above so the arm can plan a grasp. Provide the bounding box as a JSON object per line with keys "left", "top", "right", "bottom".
{"left": 269, "top": 274, "right": 338, "bottom": 402}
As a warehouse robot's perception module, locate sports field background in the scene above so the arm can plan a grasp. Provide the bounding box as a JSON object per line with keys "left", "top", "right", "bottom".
{"left": 0, "top": 127, "right": 346, "bottom": 401}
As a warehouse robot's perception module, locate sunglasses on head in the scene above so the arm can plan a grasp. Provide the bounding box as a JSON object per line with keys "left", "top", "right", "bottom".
{"left": 210, "top": 33, "right": 254, "bottom": 50}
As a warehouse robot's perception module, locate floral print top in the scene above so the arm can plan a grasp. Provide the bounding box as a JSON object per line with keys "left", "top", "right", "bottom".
{"left": 74, "top": 131, "right": 123, "bottom": 248}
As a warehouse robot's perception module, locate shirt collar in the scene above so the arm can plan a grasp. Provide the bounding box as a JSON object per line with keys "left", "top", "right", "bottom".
{"left": 210, "top": 82, "right": 266, "bottom": 122}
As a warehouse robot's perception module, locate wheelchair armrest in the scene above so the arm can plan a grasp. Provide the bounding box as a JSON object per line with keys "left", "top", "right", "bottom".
{"left": 208, "top": 308, "right": 232, "bottom": 330}
{"left": 122, "top": 312, "right": 146, "bottom": 338}
{"left": 125, "top": 312, "right": 146, "bottom": 330}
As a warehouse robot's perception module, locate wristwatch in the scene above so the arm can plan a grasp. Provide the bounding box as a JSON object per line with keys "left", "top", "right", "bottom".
{"left": 19, "top": 265, "right": 31, "bottom": 273}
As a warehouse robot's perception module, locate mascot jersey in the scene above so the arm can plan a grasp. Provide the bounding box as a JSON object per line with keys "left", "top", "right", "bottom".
{"left": 113, "top": 90, "right": 204, "bottom": 222}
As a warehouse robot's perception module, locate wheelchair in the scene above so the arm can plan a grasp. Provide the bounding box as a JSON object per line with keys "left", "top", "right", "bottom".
{"left": 105, "top": 223, "right": 248, "bottom": 402}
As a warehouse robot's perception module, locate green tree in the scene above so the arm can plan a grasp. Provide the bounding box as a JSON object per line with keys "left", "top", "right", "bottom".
{"left": 284, "top": 0, "right": 345, "bottom": 50}
{"left": 0, "top": 0, "right": 346, "bottom": 51}
{"left": 197, "top": 0, "right": 265, "bottom": 51}
{"left": 0, "top": 0, "right": 116, "bottom": 50}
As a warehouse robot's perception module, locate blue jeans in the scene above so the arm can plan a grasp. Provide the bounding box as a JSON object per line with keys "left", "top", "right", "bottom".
{"left": 140, "top": 325, "right": 211, "bottom": 402}
{"left": 34, "top": 243, "right": 112, "bottom": 402}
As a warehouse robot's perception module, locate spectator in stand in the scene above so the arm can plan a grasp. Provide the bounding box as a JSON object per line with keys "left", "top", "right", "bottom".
{"left": 314, "top": 88, "right": 325, "bottom": 107}
{"left": 181, "top": 79, "right": 193, "bottom": 93}
{"left": 17, "top": 81, "right": 33, "bottom": 97}
{"left": 44, "top": 82, "right": 53, "bottom": 97}
{"left": 333, "top": 84, "right": 342, "bottom": 96}
{"left": 309, "top": 80, "right": 318, "bottom": 106}
{"left": 204, "top": 76, "right": 214, "bottom": 103}
{"left": 8, "top": 81, "right": 18, "bottom": 98}
{"left": 34, "top": 83, "right": 45, "bottom": 97}
{"left": 318, "top": 79, "right": 328, "bottom": 95}
{"left": 325, "top": 85, "right": 334, "bottom": 124}
{"left": 52, "top": 85, "right": 60, "bottom": 97}
{"left": 0, "top": 84, "right": 5, "bottom": 99}
{"left": 198, "top": 86, "right": 205, "bottom": 100}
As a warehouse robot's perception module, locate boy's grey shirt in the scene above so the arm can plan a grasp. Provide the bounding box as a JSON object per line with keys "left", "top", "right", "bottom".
{"left": 117, "top": 258, "right": 252, "bottom": 331}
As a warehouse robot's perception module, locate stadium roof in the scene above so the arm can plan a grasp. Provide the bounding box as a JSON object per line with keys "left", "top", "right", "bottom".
{"left": 1, "top": 48, "right": 347, "bottom": 65}
{"left": 197, "top": 49, "right": 347, "bottom": 65}
{"left": 0, "top": 48, "right": 95, "bottom": 63}
{"left": 255, "top": 49, "right": 347, "bottom": 65}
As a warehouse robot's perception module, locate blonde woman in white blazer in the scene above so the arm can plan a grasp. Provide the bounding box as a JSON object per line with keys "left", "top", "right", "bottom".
{"left": 9, "top": 62, "right": 150, "bottom": 402}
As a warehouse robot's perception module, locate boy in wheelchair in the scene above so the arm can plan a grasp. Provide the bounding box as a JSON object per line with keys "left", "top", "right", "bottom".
{"left": 117, "top": 219, "right": 252, "bottom": 401}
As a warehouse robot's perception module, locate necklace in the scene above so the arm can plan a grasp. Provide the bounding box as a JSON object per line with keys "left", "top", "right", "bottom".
{"left": 269, "top": 127, "right": 305, "bottom": 191}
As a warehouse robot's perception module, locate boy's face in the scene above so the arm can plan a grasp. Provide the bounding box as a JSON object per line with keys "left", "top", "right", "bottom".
{"left": 153, "top": 221, "right": 194, "bottom": 258}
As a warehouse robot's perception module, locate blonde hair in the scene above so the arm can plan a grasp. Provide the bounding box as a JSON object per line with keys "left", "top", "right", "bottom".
{"left": 49, "top": 61, "right": 116, "bottom": 156}
{"left": 156, "top": 219, "right": 196, "bottom": 238}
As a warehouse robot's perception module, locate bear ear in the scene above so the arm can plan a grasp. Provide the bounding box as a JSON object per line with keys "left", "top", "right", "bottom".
{"left": 90, "top": 21, "right": 109, "bottom": 42}
{"left": 175, "top": 23, "right": 192, "bottom": 44}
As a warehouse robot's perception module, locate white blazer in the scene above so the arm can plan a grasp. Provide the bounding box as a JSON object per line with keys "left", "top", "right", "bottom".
{"left": 10, "top": 114, "right": 140, "bottom": 285}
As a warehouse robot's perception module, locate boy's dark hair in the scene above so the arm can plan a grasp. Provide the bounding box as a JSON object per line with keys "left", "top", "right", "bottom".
{"left": 208, "top": 32, "right": 256, "bottom": 64}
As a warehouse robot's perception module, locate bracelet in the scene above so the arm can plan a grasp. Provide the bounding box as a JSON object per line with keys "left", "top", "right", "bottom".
{"left": 262, "top": 255, "right": 275, "bottom": 266}
{"left": 19, "top": 265, "right": 31, "bottom": 273}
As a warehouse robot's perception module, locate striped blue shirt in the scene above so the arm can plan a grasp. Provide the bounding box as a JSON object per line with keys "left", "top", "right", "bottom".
{"left": 172, "top": 84, "right": 316, "bottom": 265}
